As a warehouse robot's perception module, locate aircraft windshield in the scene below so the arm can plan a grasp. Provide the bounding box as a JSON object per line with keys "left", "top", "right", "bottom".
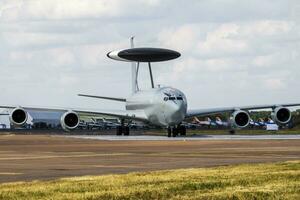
{"left": 164, "top": 96, "right": 184, "bottom": 101}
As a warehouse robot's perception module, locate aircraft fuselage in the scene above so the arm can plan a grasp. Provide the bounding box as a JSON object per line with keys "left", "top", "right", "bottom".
{"left": 126, "top": 87, "right": 187, "bottom": 127}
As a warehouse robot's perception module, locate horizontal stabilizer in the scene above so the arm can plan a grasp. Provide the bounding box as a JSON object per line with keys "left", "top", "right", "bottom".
{"left": 78, "top": 94, "right": 126, "bottom": 102}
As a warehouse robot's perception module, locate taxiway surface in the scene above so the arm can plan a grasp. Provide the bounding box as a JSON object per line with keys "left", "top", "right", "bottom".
{"left": 0, "top": 134, "right": 299, "bottom": 183}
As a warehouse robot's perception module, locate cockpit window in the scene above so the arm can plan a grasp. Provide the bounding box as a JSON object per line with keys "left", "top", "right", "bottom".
{"left": 164, "top": 96, "right": 184, "bottom": 101}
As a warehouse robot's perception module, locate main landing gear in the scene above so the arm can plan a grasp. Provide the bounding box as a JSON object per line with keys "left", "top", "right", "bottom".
{"left": 167, "top": 125, "right": 186, "bottom": 137}
{"left": 116, "top": 119, "right": 130, "bottom": 136}
{"left": 116, "top": 126, "right": 130, "bottom": 136}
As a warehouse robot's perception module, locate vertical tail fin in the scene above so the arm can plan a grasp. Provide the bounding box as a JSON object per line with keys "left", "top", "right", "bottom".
{"left": 130, "top": 37, "right": 137, "bottom": 94}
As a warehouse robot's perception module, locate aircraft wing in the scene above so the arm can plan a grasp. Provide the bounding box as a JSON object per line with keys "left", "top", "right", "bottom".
{"left": 186, "top": 103, "right": 300, "bottom": 118}
{"left": 0, "top": 105, "right": 148, "bottom": 122}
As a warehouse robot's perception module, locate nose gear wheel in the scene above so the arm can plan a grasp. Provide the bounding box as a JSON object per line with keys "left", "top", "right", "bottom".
{"left": 167, "top": 125, "right": 186, "bottom": 137}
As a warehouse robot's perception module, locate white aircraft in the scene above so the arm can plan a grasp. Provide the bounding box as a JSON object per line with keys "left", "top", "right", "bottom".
{"left": 1, "top": 37, "right": 299, "bottom": 137}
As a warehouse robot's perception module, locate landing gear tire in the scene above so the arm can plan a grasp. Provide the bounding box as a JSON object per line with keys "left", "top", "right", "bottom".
{"left": 116, "top": 126, "right": 122, "bottom": 136}
{"left": 116, "top": 125, "right": 130, "bottom": 136}
{"left": 167, "top": 126, "right": 186, "bottom": 137}
{"left": 179, "top": 126, "right": 186, "bottom": 136}
{"left": 167, "top": 128, "right": 172, "bottom": 137}
{"left": 229, "top": 129, "right": 236, "bottom": 135}
{"left": 172, "top": 127, "right": 178, "bottom": 137}
{"left": 124, "top": 126, "right": 130, "bottom": 136}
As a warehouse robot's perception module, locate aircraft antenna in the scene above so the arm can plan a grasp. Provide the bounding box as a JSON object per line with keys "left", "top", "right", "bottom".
{"left": 135, "top": 62, "right": 140, "bottom": 91}
{"left": 148, "top": 62, "right": 154, "bottom": 88}
{"left": 130, "top": 36, "right": 138, "bottom": 94}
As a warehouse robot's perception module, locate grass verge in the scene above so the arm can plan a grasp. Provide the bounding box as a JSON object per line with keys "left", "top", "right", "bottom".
{"left": 0, "top": 161, "right": 299, "bottom": 200}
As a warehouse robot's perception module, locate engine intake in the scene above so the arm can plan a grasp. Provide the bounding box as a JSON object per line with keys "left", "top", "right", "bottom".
{"left": 271, "top": 107, "right": 291, "bottom": 125}
{"left": 9, "top": 107, "right": 28, "bottom": 126}
{"left": 60, "top": 111, "right": 79, "bottom": 131}
{"left": 230, "top": 110, "right": 250, "bottom": 128}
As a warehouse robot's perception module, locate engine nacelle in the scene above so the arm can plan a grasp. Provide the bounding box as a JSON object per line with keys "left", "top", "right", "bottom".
{"left": 60, "top": 111, "right": 80, "bottom": 131}
{"left": 230, "top": 110, "right": 250, "bottom": 128}
{"left": 9, "top": 107, "right": 28, "bottom": 126}
{"left": 271, "top": 107, "right": 291, "bottom": 125}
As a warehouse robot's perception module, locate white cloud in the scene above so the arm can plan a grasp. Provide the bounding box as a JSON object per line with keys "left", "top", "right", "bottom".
{"left": 0, "top": 0, "right": 163, "bottom": 21}
{"left": 158, "top": 25, "right": 198, "bottom": 52}
{"left": 198, "top": 23, "right": 248, "bottom": 56}
{"left": 1, "top": 0, "right": 119, "bottom": 20}
{"left": 242, "top": 20, "right": 293, "bottom": 36}
{"left": 0, "top": 0, "right": 299, "bottom": 110}
{"left": 263, "top": 78, "right": 286, "bottom": 90}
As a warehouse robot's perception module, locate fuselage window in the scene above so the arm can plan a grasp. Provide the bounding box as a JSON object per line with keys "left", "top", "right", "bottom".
{"left": 169, "top": 97, "right": 176, "bottom": 100}
{"left": 177, "top": 97, "right": 183, "bottom": 100}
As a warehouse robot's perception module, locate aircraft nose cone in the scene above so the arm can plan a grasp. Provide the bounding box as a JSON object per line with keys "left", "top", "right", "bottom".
{"left": 166, "top": 102, "right": 186, "bottom": 125}
{"left": 169, "top": 102, "right": 180, "bottom": 111}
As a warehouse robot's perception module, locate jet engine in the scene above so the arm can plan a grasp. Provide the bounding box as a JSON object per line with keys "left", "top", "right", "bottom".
{"left": 60, "top": 111, "right": 80, "bottom": 131}
{"left": 271, "top": 107, "right": 291, "bottom": 125}
{"left": 230, "top": 110, "right": 250, "bottom": 128}
{"left": 9, "top": 107, "right": 28, "bottom": 126}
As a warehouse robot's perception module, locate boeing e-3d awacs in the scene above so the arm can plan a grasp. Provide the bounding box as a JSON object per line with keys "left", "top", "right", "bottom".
{"left": 1, "top": 37, "right": 300, "bottom": 137}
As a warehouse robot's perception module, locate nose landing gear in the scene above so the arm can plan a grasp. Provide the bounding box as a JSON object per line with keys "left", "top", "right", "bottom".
{"left": 167, "top": 125, "right": 186, "bottom": 137}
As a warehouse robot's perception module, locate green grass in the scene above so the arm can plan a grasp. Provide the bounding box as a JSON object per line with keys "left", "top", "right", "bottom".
{"left": 0, "top": 161, "right": 299, "bottom": 200}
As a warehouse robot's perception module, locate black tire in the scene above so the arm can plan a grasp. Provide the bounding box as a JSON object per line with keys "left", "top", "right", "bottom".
{"left": 172, "top": 128, "right": 178, "bottom": 137}
{"left": 116, "top": 126, "right": 122, "bottom": 136}
{"left": 181, "top": 126, "right": 187, "bottom": 136}
{"left": 229, "top": 129, "right": 235, "bottom": 135}
{"left": 124, "top": 126, "right": 130, "bottom": 136}
{"left": 167, "top": 128, "right": 172, "bottom": 137}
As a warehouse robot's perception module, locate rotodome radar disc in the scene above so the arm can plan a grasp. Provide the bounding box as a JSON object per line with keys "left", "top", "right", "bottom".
{"left": 107, "top": 48, "right": 181, "bottom": 62}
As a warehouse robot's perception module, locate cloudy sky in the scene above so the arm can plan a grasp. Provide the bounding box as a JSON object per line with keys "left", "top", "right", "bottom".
{"left": 0, "top": 0, "right": 299, "bottom": 110}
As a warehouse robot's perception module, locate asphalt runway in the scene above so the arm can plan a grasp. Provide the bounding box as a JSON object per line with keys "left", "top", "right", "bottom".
{"left": 0, "top": 134, "right": 299, "bottom": 183}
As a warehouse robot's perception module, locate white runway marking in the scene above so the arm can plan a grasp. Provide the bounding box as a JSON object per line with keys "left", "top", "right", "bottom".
{"left": 65, "top": 134, "right": 300, "bottom": 141}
